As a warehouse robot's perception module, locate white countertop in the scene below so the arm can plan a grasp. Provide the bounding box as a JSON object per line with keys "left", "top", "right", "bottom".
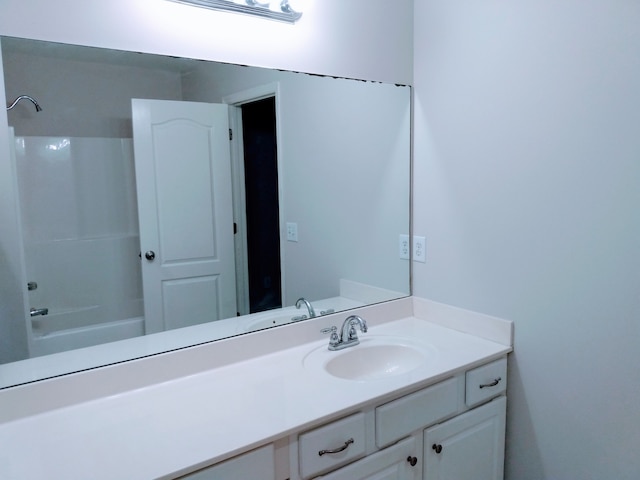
{"left": 0, "top": 295, "right": 365, "bottom": 389}
{"left": 0, "top": 298, "right": 512, "bottom": 480}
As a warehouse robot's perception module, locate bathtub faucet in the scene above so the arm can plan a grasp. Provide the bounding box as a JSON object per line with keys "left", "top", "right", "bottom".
{"left": 295, "top": 297, "right": 316, "bottom": 318}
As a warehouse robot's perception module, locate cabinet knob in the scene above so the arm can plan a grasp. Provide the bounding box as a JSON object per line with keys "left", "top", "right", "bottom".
{"left": 407, "top": 456, "right": 418, "bottom": 466}
{"left": 432, "top": 444, "right": 443, "bottom": 454}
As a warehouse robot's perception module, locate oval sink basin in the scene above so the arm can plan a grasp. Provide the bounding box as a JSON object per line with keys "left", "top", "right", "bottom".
{"left": 326, "top": 344, "right": 425, "bottom": 380}
{"left": 304, "top": 336, "right": 435, "bottom": 381}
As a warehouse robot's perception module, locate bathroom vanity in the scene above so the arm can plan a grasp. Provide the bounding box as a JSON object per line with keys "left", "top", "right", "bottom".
{"left": 0, "top": 297, "right": 512, "bottom": 480}
{"left": 181, "top": 358, "right": 507, "bottom": 480}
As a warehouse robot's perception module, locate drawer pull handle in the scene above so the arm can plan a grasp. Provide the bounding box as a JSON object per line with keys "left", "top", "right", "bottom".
{"left": 318, "top": 438, "right": 354, "bottom": 456}
{"left": 407, "top": 456, "right": 418, "bottom": 466}
{"left": 432, "top": 444, "right": 443, "bottom": 454}
{"left": 479, "top": 377, "right": 502, "bottom": 389}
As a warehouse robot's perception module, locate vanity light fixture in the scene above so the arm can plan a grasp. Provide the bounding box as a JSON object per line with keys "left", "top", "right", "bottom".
{"left": 168, "top": 0, "right": 303, "bottom": 23}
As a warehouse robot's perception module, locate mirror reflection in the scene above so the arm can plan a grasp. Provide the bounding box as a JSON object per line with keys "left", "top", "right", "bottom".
{"left": 0, "top": 36, "right": 410, "bottom": 387}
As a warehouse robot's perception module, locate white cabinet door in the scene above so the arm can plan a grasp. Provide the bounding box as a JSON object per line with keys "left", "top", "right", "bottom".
{"left": 132, "top": 99, "right": 237, "bottom": 333}
{"left": 316, "top": 437, "right": 420, "bottom": 480}
{"left": 424, "top": 396, "right": 506, "bottom": 480}
{"left": 176, "top": 444, "right": 275, "bottom": 480}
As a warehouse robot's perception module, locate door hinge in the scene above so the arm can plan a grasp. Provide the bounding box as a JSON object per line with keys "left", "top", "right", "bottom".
{"left": 229, "top": 128, "right": 233, "bottom": 140}
{"left": 233, "top": 222, "right": 238, "bottom": 234}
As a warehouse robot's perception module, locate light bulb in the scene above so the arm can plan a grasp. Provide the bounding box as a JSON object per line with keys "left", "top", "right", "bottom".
{"left": 285, "top": 0, "right": 303, "bottom": 13}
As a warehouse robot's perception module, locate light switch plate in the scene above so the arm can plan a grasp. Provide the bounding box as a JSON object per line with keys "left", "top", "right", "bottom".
{"left": 286, "top": 222, "right": 298, "bottom": 242}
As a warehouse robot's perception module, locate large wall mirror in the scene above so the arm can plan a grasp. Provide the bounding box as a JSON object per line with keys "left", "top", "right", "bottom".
{"left": 0, "top": 35, "right": 410, "bottom": 388}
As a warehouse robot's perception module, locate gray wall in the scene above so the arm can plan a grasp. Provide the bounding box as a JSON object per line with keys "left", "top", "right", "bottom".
{"left": 413, "top": 1, "right": 640, "bottom": 478}
{"left": 182, "top": 63, "right": 410, "bottom": 304}
{"left": 3, "top": 48, "right": 183, "bottom": 137}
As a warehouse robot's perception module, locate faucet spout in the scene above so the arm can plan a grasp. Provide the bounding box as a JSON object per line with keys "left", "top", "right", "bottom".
{"left": 340, "top": 314, "right": 367, "bottom": 343}
{"left": 321, "top": 315, "right": 368, "bottom": 351}
{"left": 295, "top": 297, "right": 317, "bottom": 318}
{"left": 6, "top": 95, "right": 43, "bottom": 112}
{"left": 340, "top": 315, "right": 367, "bottom": 342}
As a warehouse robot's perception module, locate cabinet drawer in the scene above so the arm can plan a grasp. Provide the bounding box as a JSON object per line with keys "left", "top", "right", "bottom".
{"left": 375, "top": 377, "right": 459, "bottom": 448}
{"left": 315, "top": 436, "right": 419, "bottom": 480}
{"left": 177, "top": 444, "right": 275, "bottom": 479}
{"left": 465, "top": 357, "right": 507, "bottom": 407}
{"left": 298, "top": 412, "right": 366, "bottom": 479}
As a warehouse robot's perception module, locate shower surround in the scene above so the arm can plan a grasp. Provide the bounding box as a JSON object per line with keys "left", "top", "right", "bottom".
{"left": 14, "top": 135, "right": 144, "bottom": 356}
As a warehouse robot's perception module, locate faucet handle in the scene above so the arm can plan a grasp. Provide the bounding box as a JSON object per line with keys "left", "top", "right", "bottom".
{"left": 321, "top": 326, "right": 340, "bottom": 348}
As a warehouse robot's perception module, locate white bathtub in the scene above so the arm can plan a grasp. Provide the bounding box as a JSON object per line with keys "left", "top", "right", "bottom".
{"left": 30, "top": 307, "right": 144, "bottom": 357}
{"left": 15, "top": 136, "right": 144, "bottom": 358}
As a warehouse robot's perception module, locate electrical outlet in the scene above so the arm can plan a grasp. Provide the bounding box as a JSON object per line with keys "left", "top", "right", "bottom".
{"left": 286, "top": 222, "right": 298, "bottom": 242}
{"left": 413, "top": 235, "right": 426, "bottom": 263}
{"left": 399, "top": 234, "right": 410, "bottom": 260}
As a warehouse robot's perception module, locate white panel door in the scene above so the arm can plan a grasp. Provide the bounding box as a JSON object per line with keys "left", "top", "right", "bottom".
{"left": 132, "top": 99, "right": 236, "bottom": 333}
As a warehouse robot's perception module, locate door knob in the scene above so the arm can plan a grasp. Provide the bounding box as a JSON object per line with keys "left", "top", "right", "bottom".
{"left": 145, "top": 251, "right": 156, "bottom": 261}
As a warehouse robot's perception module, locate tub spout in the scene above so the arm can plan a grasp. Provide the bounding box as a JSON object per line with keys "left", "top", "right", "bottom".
{"left": 295, "top": 297, "right": 317, "bottom": 318}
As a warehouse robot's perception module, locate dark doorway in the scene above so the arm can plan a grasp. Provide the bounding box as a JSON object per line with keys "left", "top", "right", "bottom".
{"left": 241, "top": 97, "right": 282, "bottom": 313}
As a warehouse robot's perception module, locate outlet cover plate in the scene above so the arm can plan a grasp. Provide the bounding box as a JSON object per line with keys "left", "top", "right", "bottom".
{"left": 399, "top": 234, "right": 410, "bottom": 260}
{"left": 413, "top": 236, "right": 426, "bottom": 263}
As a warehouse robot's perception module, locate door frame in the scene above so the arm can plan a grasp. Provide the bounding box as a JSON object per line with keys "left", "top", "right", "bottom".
{"left": 223, "top": 83, "right": 285, "bottom": 316}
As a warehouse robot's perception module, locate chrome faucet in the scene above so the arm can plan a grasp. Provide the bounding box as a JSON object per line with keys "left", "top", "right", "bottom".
{"left": 295, "top": 297, "right": 317, "bottom": 318}
{"left": 321, "top": 315, "right": 368, "bottom": 351}
{"left": 29, "top": 307, "right": 48, "bottom": 317}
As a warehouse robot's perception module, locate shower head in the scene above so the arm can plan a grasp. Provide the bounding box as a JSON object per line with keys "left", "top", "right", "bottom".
{"left": 6, "top": 95, "right": 43, "bottom": 113}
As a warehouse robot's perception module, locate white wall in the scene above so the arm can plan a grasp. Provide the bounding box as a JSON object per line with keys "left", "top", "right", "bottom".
{"left": 0, "top": 0, "right": 412, "bottom": 85}
{"left": 413, "top": 1, "right": 640, "bottom": 479}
